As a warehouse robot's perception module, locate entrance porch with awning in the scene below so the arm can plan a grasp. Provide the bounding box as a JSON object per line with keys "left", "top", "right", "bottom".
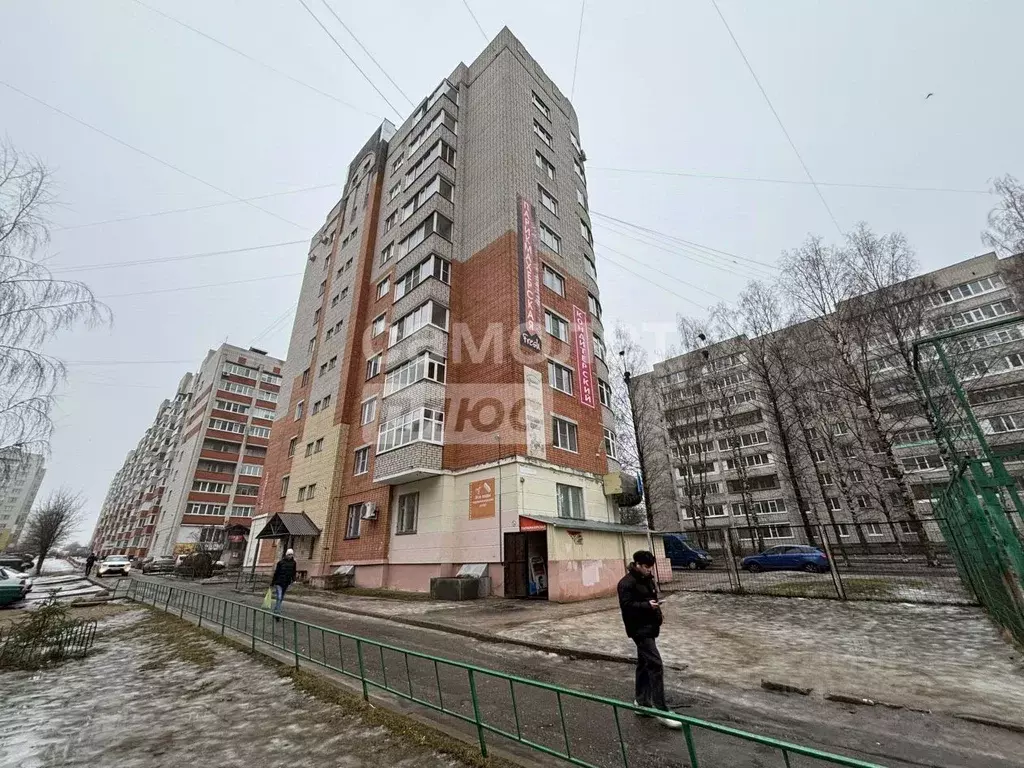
{"left": 249, "top": 513, "right": 321, "bottom": 581}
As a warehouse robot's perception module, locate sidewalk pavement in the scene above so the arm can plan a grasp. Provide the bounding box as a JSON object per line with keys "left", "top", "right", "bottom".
{"left": 242, "top": 582, "right": 1024, "bottom": 728}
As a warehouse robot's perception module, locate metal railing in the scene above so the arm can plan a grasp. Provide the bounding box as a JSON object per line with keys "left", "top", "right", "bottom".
{"left": 115, "top": 578, "right": 883, "bottom": 768}
{"left": 0, "top": 618, "right": 98, "bottom": 669}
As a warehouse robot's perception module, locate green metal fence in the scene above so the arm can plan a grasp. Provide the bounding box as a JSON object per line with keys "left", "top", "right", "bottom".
{"left": 115, "top": 578, "right": 883, "bottom": 768}
{"left": 914, "top": 315, "right": 1024, "bottom": 646}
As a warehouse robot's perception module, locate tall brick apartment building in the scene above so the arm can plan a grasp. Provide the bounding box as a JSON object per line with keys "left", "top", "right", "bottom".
{"left": 151, "top": 344, "right": 283, "bottom": 564}
{"left": 254, "top": 29, "right": 649, "bottom": 601}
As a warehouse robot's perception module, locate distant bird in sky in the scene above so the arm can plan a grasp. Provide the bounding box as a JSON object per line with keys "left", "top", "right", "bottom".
{"left": 925, "top": 92, "right": 934, "bottom": 99}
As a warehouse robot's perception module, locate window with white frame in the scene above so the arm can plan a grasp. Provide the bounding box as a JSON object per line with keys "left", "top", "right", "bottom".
{"left": 538, "top": 222, "right": 560, "bottom": 253}
{"left": 388, "top": 182, "right": 401, "bottom": 202}
{"left": 395, "top": 253, "right": 451, "bottom": 300}
{"left": 866, "top": 522, "right": 883, "bottom": 536}
{"left": 552, "top": 416, "right": 578, "bottom": 452}
{"left": 353, "top": 447, "right": 370, "bottom": 475}
{"left": 384, "top": 352, "right": 446, "bottom": 395}
{"left": 902, "top": 454, "right": 944, "bottom": 472}
{"left": 603, "top": 428, "right": 618, "bottom": 459}
{"left": 836, "top": 523, "right": 850, "bottom": 537}
{"left": 592, "top": 334, "right": 605, "bottom": 360}
{"left": 361, "top": 398, "right": 377, "bottom": 425}
{"left": 380, "top": 242, "right": 394, "bottom": 264}
{"left": 570, "top": 132, "right": 581, "bottom": 154}
{"left": 856, "top": 494, "right": 870, "bottom": 509}
{"left": 220, "top": 381, "right": 254, "bottom": 397}
{"left": 396, "top": 492, "right": 418, "bottom": 534}
{"left": 984, "top": 411, "right": 1024, "bottom": 434}
{"left": 573, "top": 158, "right": 586, "bottom": 183}
{"left": 848, "top": 469, "right": 865, "bottom": 482}
{"left": 598, "top": 378, "right": 612, "bottom": 408}
{"left": 588, "top": 293, "right": 602, "bottom": 319}
{"left": 532, "top": 91, "right": 550, "bottom": 118}
{"left": 230, "top": 505, "right": 254, "bottom": 518}
{"left": 576, "top": 187, "right": 586, "bottom": 207}
{"left": 898, "top": 521, "right": 916, "bottom": 534}
{"left": 187, "top": 503, "right": 227, "bottom": 516}
{"left": 239, "top": 463, "right": 263, "bottom": 477}
{"left": 548, "top": 360, "right": 574, "bottom": 395}
{"left": 539, "top": 186, "right": 558, "bottom": 217}
{"left": 930, "top": 274, "right": 1003, "bottom": 306}
{"left": 535, "top": 150, "right": 555, "bottom": 179}
{"left": 401, "top": 174, "right": 454, "bottom": 223}
{"left": 389, "top": 300, "right": 449, "bottom": 346}
{"left": 366, "top": 354, "right": 382, "bottom": 380}
{"left": 345, "top": 504, "right": 362, "bottom": 539}
{"left": 826, "top": 496, "right": 841, "bottom": 511}
{"left": 542, "top": 264, "right": 565, "bottom": 296}
{"left": 372, "top": 314, "right": 387, "bottom": 337}
{"left": 223, "top": 362, "right": 257, "bottom": 379}
{"left": 583, "top": 254, "right": 597, "bottom": 280}
{"left": 377, "top": 408, "right": 445, "bottom": 452}
{"left": 397, "top": 212, "right": 453, "bottom": 258}
{"left": 935, "top": 300, "right": 1016, "bottom": 331}
{"left": 280, "top": 476, "right": 289, "bottom": 498}
{"left": 215, "top": 399, "right": 249, "bottom": 414}
{"left": 556, "top": 483, "right": 584, "bottom": 519}
{"left": 533, "top": 120, "right": 552, "bottom": 147}
{"left": 258, "top": 370, "right": 280, "bottom": 385}
{"left": 249, "top": 425, "right": 271, "bottom": 438}
{"left": 314, "top": 437, "right": 323, "bottom": 453}
{"left": 404, "top": 139, "right": 456, "bottom": 188}
{"left": 383, "top": 211, "right": 397, "bottom": 233}
{"left": 545, "top": 310, "right": 569, "bottom": 342}
{"left": 579, "top": 219, "right": 592, "bottom": 245}
{"left": 377, "top": 277, "right": 390, "bottom": 299}
{"left": 209, "top": 418, "right": 245, "bottom": 434}
{"left": 192, "top": 481, "right": 231, "bottom": 494}
{"left": 257, "top": 388, "right": 279, "bottom": 403}
{"left": 253, "top": 406, "right": 275, "bottom": 420}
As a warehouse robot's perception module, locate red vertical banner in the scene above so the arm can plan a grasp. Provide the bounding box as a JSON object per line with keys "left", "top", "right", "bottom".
{"left": 573, "top": 305, "right": 596, "bottom": 408}
{"left": 517, "top": 196, "right": 542, "bottom": 353}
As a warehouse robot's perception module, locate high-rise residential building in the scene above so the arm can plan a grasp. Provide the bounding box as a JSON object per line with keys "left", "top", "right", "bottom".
{"left": 151, "top": 344, "right": 283, "bottom": 564}
{"left": 0, "top": 450, "right": 46, "bottom": 550}
{"left": 639, "top": 251, "right": 1024, "bottom": 544}
{"left": 256, "top": 29, "right": 648, "bottom": 601}
{"left": 91, "top": 373, "right": 194, "bottom": 557}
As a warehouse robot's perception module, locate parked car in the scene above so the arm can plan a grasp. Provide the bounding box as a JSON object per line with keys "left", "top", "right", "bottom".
{"left": 0, "top": 553, "right": 33, "bottom": 572}
{"left": 741, "top": 545, "right": 829, "bottom": 574}
{"left": 663, "top": 534, "right": 712, "bottom": 570}
{"left": 97, "top": 555, "right": 132, "bottom": 577}
{"left": 142, "top": 556, "right": 176, "bottom": 575}
{"left": 0, "top": 567, "right": 31, "bottom": 606}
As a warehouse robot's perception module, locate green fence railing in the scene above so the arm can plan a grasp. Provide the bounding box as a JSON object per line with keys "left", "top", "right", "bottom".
{"left": 115, "top": 578, "right": 883, "bottom": 768}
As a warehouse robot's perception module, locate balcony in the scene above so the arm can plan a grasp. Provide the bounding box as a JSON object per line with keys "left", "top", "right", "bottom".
{"left": 201, "top": 448, "right": 240, "bottom": 463}
{"left": 386, "top": 325, "right": 448, "bottom": 374}
{"left": 373, "top": 442, "right": 444, "bottom": 485}
{"left": 392, "top": 275, "right": 451, "bottom": 323}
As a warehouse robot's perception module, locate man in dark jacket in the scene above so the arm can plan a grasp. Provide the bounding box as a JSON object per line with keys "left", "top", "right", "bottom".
{"left": 271, "top": 548, "right": 297, "bottom": 620}
{"left": 617, "top": 550, "right": 681, "bottom": 729}
{"left": 84, "top": 552, "right": 97, "bottom": 577}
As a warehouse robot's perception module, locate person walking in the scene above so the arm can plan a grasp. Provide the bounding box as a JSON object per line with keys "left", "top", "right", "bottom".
{"left": 617, "top": 550, "right": 681, "bottom": 730}
{"left": 84, "top": 552, "right": 97, "bottom": 578}
{"left": 271, "top": 548, "right": 297, "bottom": 620}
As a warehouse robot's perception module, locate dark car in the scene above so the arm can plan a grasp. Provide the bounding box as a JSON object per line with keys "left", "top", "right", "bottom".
{"left": 142, "top": 556, "right": 176, "bottom": 575}
{"left": 0, "top": 554, "right": 33, "bottom": 573}
{"left": 664, "top": 535, "right": 712, "bottom": 570}
{"left": 741, "top": 545, "right": 829, "bottom": 574}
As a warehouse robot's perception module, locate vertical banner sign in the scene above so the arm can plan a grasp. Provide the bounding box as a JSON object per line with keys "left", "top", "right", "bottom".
{"left": 517, "top": 196, "right": 542, "bottom": 353}
{"left": 573, "top": 305, "right": 596, "bottom": 408}
{"left": 469, "top": 479, "right": 496, "bottom": 519}
{"left": 523, "top": 367, "right": 547, "bottom": 459}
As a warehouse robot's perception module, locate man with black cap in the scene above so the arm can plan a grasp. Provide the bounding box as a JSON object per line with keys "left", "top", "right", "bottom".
{"left": 271, "top": 548, "right": 297, "bottom": 620}
{"left": 617, "top": 550, "right": 681, "bottom": 729}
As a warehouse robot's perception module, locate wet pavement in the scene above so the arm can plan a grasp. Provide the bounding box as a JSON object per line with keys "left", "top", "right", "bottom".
{"left": 0, "top": 609, "right": 473, "bottom": 768}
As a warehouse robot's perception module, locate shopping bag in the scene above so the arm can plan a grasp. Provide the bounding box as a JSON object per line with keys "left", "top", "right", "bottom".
{"left": 262, "top": 588, "right": 273, "bottom": 609}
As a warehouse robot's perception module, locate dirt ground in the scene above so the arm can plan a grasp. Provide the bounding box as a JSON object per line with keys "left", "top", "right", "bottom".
{"left": 0, "top": 608, "right": 484, "bottom": 768}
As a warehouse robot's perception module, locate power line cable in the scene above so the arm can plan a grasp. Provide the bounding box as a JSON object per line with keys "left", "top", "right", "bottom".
{"left": 316, "top": 0, "right": 414, "bottom": 107}
{"left": 0, "top": 78, "right": 306, "bottom": 231}
{"left": 54, "top": 183, "right": 337, "bottom": 232}
{"left": 598, "top": 250, "right": 709, "bottom": 311}
{"left": 251, "top": 302, "right": 298, "bottom": 346}
{"left": 462, "top": 0, "right": 489, "bottom": 42}
{"left": 570, "top": 0, "right": 586, "bottom": 100}
{"left": 50, "top": 240, "right": 306, "bottom": 275}
{"left": 709, "top": 0, "right": 843, "bottom": 236}
{"left": 67, "top": 359, "right": 195, "bottom": 366}
{"left": 295, "top": 0, "right": 405, "bottom": 119}
{"left": 596, "top": 241, "right": 728, "bottom": 302}
{"left": 128, "top": 0, "right": 384, "bottom": 120}
{"left": 587, "top": 166, "right": 989, "bottom": 195}
{"left": 97, "top": 272, "right": 302, "bottom": 300}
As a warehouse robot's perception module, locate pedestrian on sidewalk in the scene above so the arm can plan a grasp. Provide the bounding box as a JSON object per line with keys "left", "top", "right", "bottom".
{"left": 271, "top": 548, "right": 297, "bottom": 621}
{"left": 617, "top": 550, "right": 681, "bottom": 730}
{"left": 85, "top": 552, "right": 97, "bottom": 578}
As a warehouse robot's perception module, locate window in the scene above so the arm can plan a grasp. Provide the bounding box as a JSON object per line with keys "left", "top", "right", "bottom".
{"left": 898, "top": 521, "right": 916, "bottom": 534}
{"left": 388, "top": 182, "right": 401, "bottom": 201}
{"left": 381, "top": 242, "right": 394, "bottom": 264}
{"left": 542, "top": 264, "right": 565, "bottom": 295}
{"left": 372, "top": 314, "right": 387, "bottom": 337}
{"left": 545, "top": 310, "right": 569, "bottom": 342}
{"left": 397, "top": 212, "right": 453, "bottom": 258}
{"left": 836, "top": 523, "right": 850, "bottom": 538}
{"left": 935, "top": 300, "right": 1016, "bottom": 331}
{"left": 308, "top": 337, "right": 316, "bottom": 353}
{"left": 598, "top": 378, "right": 612, "bottom": 408}
{"left": 186, "top": 503, "right": 227, "bottom": 516}
{"left": 377, "top": 277, "right": 390, "bottom": 299}
{"left": 221, "top": 381, "right": 254, "bottom": 397}
{"left": 354, "top": 447, "right": 370, "bottom": 475}
{"left": 306, "top": 483, "right": 317, "bottom": 499}
{"left": 257, "top": 388, "right": 279, "bottom": 404}
{"left": 318, "top": 280, "right": 326, "bottom": 297}
{"left": 230, "top": 505, "right": 255, "bottom": 518}
{"left": 819, "top": 472, "right": 834, "bottom": 486}
{"left": 192, "top": 480, "right": 231, "bottom": 494}
{"left": 377, "top": 408, "right": 445, "bottom": 452}
{"left": 328, "top": 356, "right": 337, "bottom": 370}
{"left": 209, "top": 418, "right": 245, "bottom": 434}
{"left": 405, "top": 140, "right": 456, "bottom": 188}
{"left": 539, "top": 222, "right": 561, "bottom": 253}
{"left": 580, "top": 219, "right": 592, "bottom": 245}
{"left": 535, "top": 150, "right": 555, "bottom": 179}
{"left": 215, "top": 399, "right": 249, "bottom": 414}
{"left": 288, "top": 437, "right": 298, "bottom": 457}
{"left": 548, "top": 360, "right": 574, "bottom": 394}
{"left": 223, "top": 362, "right": 257, "bottom": 379}
{"left": 583, "top": 254, "right": 597, "bottom": 280}
{"left": 556, "top": 483, "right": 584, "bottom": 519}
{"left": 848, "top": 470, "right": 865, "bottom": 482}
{"left": 396, "top": 493, "right": 418, "bottom": 534}
{"left": 406, "top": 108, "right": 457, "bottom": 155}
{"left": 856, "top": 494, "right": 871, "bottom": 509}
{"left": 532, "top": 91, "right": 550, "bottom": 118}
{"left": 592, "top": 334, "right": 606, "bottom": 360}
{"left": 395, "top": 253, "right": 451, "bottom": 300}
{"left": 239, "top": 463, "right": 263, "bottom": 477}
{"left": 401, "top": 174, "right": 454, "bottom": 222}
{"left": 295, "top": 401, "right": 304, "bottom": 420}
{"left": 570, "top": 131, "right": 581, "bottom": 154}
{"left": 389, "top": 301, "right": 449, "bottom": 345}
{"left": 539, "top": 186, "right": 558, "bottom": 216}
{"left": 826, "top": 497, "right": 841, "bottom": 511}
{"left": 319, "top": 361, "right": 328, "bottom": 377}
{"left": 576, "top": 187, "right": 586, "bottom": 207}
{"left": 297, "top": 485, "right": 305, "bottom": 501}
{"left": 280, "top": 476, "right": 290, "bottom": 498}
{"left": 253, "top": 407, "right": 275, "bottom": 420}
{"left": 313, "top": 307, "right": 321, "bottom": 325}
{"left": 305, "top": 441, "right": 314, "bottom": 457}
{"left": 931, "top": 274, "right": 1003, "bottom": 306}
{"left": 552, "top": 416, "right": 578, "bottom": 452}
{"left": 985, "top": 411, "right": 1024, "bottom": 434}
{"left": 603, "top": 428, "right": 618, "bottom": 459}
{"left": 866, "top": 522, "right": 883, "bottom": 536}
{"left": 236, "top": 484, "right": 259, "bottom": 497}
{"left": 345, "top": 504, "right": 362, "bottom": 539}
{"left": 384, "top": 352, "right": 446, "bottom": 395}
{"left": 588, "top": 293, "right": 602, "bottom": 319}
{"left": 383, "top": 211, "right": 398, "bottom": 233}
{"left": 361, "top": 398, "right": 377, "bottom": 425}
{"left": 573, "top": 158, "right": 586, "bottom": 183}
{"left": 903, "top": 454, "right": 944, "bottom": 472}
{"left": 533, "top": 120, "right": 553, "bottom": 147}
{"left": 249, "top": 425, "right": 271, "bottom": 438}
{"left": 366, "top": 354, "right": 382, "bottom": 379}
{"left": 314, "top": 437, "right": 323, "bottom": 453}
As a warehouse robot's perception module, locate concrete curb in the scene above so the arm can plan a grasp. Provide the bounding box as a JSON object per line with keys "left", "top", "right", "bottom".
{"left": 952, "top": 713, "right": 1024, "bottom": 735}
{"left": 254, "top": 591, "right": 690, "bottom": 671}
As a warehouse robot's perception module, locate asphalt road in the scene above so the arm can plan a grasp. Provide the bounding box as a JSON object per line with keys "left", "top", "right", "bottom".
{"left": 121, "top": 575, "right": 1023, "bottom": 768}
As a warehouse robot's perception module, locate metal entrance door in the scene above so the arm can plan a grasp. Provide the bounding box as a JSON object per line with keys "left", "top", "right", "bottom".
{"left": 503, "top": 532, "right": 529, "bottom": 598}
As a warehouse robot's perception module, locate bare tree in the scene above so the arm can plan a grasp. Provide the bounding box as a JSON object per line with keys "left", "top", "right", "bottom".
{"left": 0, "top": 140, "right": 109, "bottom": 479}
{"left": 983, "top": 175, "right": 1024, "bottom": 257}
{"left": 22, "top": 487, "right": 84, "bottom": 575}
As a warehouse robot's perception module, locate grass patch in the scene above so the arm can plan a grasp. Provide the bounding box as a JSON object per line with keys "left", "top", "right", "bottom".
{"left": 331, "top": 587, "right": 433, "bottom": 602}
{"left": 134, "top": 611, "right": 218, "bottom": 671}
{"left": 755, "top": 577, "right": 928, "bottom": 600}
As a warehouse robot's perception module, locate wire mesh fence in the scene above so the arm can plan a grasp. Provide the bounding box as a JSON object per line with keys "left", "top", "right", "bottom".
{"left": 662, "top": 520, "right": 974, "bottom": 604}
{"left": 115, "top": 578, "right": 884, "bottom": 768}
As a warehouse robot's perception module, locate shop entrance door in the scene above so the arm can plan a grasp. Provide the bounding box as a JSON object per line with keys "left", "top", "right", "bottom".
{"left": 504, "top": 532, "right": 529, "bottom": 597}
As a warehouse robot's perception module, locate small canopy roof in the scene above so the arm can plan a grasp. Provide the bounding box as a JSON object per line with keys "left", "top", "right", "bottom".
{"left": 255, "top": 512, "right": 321, "bottom": 540}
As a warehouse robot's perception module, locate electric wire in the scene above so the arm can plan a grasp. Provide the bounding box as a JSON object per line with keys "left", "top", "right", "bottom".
{"left": 570, "top": 0, "right": 586, "bottom": 100}
{"left": 97, "top": 272, "right": 302, "bottom": 300}
{"left": 50, "top": 241, "right": 306, "bottom": 275}
{"left": 462, "top": 0, "right": 489, "bottom": 42}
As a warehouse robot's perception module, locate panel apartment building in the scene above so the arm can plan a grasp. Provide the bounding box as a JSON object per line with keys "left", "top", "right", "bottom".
{"left": 92, "top": 373, "right": 193, "bottom": 557}
{"left": 639, "top": 251, "right": 1024, "bottom": 546}
{"left": 0, "top": 449, "right": 45, "bottom": 550}
{"left": 255, "top": 28, "right": 649, "bottom": 601}
{"left": 151, "top": 344, "right": 283, "bottom": 564}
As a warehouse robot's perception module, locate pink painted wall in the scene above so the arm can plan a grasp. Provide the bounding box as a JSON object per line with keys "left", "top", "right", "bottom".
{"left": 548, "top": 558, "right": 626, "bottom": 602}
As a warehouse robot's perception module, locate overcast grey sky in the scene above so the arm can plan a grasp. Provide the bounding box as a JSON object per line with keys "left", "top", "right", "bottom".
{"left": 3, "top": 0, "right": 1021, "bottom": 541}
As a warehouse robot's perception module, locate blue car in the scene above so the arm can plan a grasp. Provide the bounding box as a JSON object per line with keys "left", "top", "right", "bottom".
{"left": 741, "top": 545, "right": 829, "bottom": 574}
{"left": 664, "top": 534, "right": 712, "bottom": 570}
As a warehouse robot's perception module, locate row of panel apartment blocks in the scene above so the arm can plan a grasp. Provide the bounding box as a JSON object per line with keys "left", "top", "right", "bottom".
{"left": 636, "top": 251, "right": 1024, "bottom": 548}
{"left": 91, "top": 29, "right": 652, "bottom": 603}
{"left": 0, "top": 449, "right": 46, "bottom": 550}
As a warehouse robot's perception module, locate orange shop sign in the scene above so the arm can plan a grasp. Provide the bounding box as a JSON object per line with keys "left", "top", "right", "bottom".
{"left": 469, "top": 478, "right": 496, "bottom": 519}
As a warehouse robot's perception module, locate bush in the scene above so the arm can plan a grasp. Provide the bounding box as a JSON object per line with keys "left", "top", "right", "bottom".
{"left": 0, "top": 598, "right": 93, "bottom": 670}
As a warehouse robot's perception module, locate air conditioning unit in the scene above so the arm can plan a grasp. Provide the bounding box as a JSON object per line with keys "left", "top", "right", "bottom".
{"left": 361, "top": 502, "right": 378, "bottom": 520}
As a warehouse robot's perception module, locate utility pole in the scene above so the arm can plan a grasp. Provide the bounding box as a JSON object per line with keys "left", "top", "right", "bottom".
{"left": 621, "top": 360, "right": 653, "bottom": 530}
